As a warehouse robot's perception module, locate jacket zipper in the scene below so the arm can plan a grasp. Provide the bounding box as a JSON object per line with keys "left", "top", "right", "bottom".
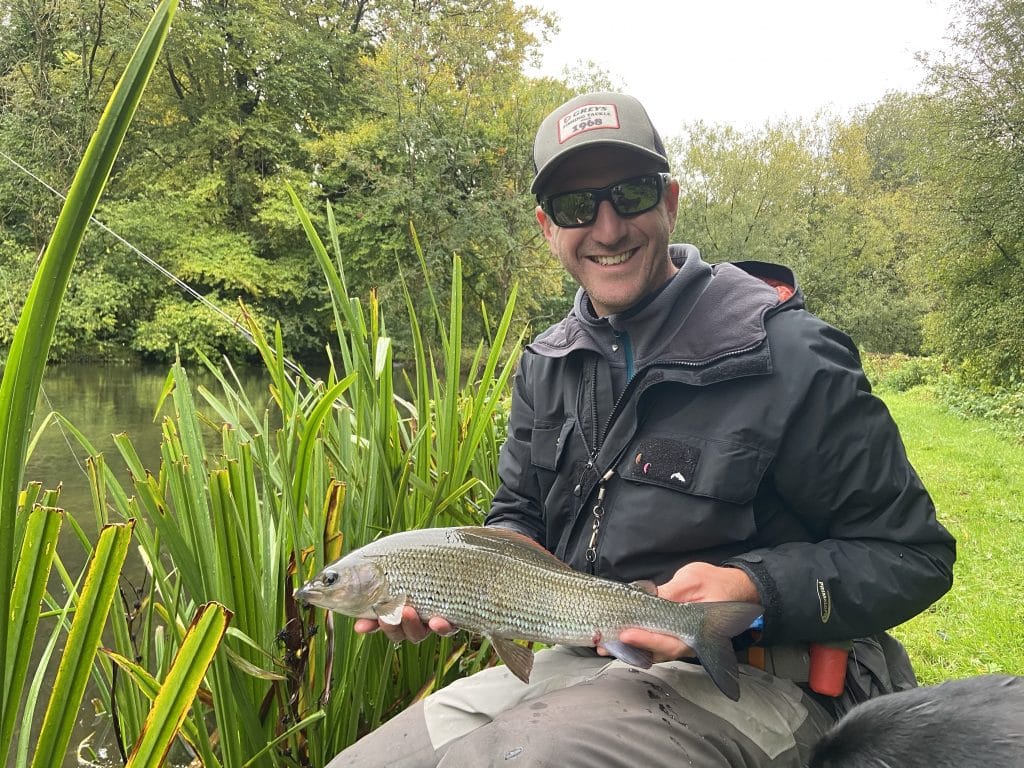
{"left": 575, "top": 338, "right": 767, "bottom": 570}
{"left": 575, "top": 357, "right": 640, "bottom": 571}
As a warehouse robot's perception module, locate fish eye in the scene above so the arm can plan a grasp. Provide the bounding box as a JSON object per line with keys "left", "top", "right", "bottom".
{"left": 321, "top": 571, "right": 339, "bottom": 587}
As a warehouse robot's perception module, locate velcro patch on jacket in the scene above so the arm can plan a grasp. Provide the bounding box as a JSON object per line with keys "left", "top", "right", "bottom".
{"left": 626, "top": 438, "right": 700, "bottom": 491}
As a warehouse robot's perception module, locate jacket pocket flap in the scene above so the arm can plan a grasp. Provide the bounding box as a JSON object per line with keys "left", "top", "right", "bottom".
{"left": 530, "top": 419, "right": 575, "bottom": 471}
{"left": 623, "top": 435, "right": 770, "bottom": 504}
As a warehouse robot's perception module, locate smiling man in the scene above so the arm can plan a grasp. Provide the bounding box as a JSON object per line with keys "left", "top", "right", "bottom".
{"left": 326, "top": 92, "right": 956, "bottom": 768}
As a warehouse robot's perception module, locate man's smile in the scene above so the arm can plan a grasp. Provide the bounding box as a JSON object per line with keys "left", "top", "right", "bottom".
{"left": 590, "top": 247, "right": 638, "bottom": 267}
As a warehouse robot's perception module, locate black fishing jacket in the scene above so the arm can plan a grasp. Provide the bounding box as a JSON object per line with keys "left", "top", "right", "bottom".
{"left": 486, "top": 245, "right": 955, "bottom": 646}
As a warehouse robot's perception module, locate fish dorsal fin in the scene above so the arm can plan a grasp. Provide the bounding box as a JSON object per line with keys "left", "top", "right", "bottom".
{"left": 628, "top": 580, "right": 659, "bottom": 596}
{"left": 491, "top": 636, "right": 535, "bottom": 684}
{"left": 457, "top": 526, "right": 572, "bottom": 571}
{"left": 373, "top": 596, "right": 409, "bottom": 626}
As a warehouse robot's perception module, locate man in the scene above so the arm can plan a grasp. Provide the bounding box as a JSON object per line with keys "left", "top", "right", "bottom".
{"left": 327, "top": 92, "right": 956, "bottom": 767}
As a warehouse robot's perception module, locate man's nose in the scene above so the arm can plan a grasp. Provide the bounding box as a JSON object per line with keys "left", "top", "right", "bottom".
{"left": 589, "top": 199, "right": 629, "bottom": 244}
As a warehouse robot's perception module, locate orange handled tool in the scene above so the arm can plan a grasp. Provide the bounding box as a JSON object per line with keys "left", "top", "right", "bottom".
{"left": 808, "top": 641, "right": 851, "bottom": 697}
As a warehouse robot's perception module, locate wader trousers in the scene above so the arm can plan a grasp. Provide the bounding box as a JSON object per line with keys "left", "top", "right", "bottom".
{"left": 325, "top": 646, "right": 836, "bottom": 768}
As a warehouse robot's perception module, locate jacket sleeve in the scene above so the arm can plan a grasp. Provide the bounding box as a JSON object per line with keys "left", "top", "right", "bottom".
{"left": 726, "top": 314, "right": 956, "bottom": 645}
{"left": 485, "top": 353, "right": 548, "bottom": 545}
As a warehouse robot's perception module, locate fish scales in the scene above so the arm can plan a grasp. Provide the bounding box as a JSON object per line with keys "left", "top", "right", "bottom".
{"left": 372, "top": 530, "right": 653, "bottom": 643}
{"left": 294, "top": 526, "right": 763, "bottom": 700}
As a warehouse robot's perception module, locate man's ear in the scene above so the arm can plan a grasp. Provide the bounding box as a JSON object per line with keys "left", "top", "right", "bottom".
{"left": 664, "top": 178, "right": 680, "bottom": 231}
{"left": 536, "top": 205, "right": 555, "bottom": 243}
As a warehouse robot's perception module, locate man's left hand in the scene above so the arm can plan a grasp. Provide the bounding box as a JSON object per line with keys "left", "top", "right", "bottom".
{"left": 597, "top": 562, "right": 760, "bottom": 663}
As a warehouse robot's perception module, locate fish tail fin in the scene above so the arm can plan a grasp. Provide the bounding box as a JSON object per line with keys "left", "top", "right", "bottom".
{"left": 685, "top": 601, "right": 764, "bottom": 701}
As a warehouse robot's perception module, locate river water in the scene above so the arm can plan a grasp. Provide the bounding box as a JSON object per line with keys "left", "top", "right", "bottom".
{"left": 20, "top": 362, "right": 269, "bottom": 767}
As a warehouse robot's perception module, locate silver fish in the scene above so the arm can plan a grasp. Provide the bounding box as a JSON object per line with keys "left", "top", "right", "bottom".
{"left": 294, "top": 526, "right": 763, "bottom": 700}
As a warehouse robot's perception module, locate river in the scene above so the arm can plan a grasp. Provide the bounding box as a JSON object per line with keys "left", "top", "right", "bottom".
{"left": 21, "top": 361, "right": 270, "bottom": 767}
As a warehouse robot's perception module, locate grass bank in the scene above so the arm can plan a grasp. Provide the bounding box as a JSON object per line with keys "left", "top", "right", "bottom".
{"left": 884, "top": 387, "right": 1024, "bottom": 682}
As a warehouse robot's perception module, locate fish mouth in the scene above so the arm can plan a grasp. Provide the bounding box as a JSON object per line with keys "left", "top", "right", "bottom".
{"left": 293, "top": 585, "right": 318, "bottom": 603}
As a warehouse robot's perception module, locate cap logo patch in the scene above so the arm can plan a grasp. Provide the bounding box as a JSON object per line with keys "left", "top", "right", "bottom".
{"left": 557, "top": 103, "right": 620, "bottom": 144}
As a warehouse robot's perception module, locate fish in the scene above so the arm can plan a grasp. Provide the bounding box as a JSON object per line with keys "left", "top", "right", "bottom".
{"left": 294, "top": 526, "right": 763, "bottom": 700}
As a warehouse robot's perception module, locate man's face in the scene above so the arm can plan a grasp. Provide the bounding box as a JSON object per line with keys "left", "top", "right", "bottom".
{"left": 536, "top": 146, "right": 680, "bottom": 317}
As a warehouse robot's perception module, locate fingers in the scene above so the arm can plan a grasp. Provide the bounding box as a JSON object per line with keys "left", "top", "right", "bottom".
{"left": 659, "top": 562, "right": 759, "bottom": 604}
{"left": 609, "top": 628, "right": 696, "bottom": 663}
{"left": 428, "top": 616, "right": 457, "bottom": 636}
{"left": 352, "top": 607, "right": 457, "bottom": 644}
{"left": 353, "top": 618, "right": 380, "bottom": 635}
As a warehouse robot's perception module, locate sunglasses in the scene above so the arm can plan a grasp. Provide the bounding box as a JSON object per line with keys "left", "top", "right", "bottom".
{"left": 538, "top": 173, "right": 670, "bottom": 228}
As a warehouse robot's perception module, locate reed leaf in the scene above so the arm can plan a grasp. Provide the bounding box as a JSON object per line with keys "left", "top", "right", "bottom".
{"left": 1, "top": 505, "right": 64, "bottom": 754}
{"left": 29, "top": 521, "right": 135, "bottom": 768}
{"left": 15, "top": 580, "right": 76, "bottom": 768}
{"left": 100, "top": 649, "right": 211, "bottom": 761}
{"left": 125, "top": 602, "right": 231, "bottom": 768}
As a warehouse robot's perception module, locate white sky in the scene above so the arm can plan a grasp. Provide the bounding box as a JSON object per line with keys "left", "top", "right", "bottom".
{"left": 523, "top": 0, "right": 957, "bottom": 135}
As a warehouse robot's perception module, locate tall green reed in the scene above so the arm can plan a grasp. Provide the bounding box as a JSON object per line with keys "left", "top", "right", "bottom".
{"left": 58, "top": 191, "right": 522, "bottom": 764}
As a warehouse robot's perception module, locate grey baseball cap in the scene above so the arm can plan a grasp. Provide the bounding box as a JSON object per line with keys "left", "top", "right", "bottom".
{"left": 531, "top": 91, "right": 669, "bottom": 195}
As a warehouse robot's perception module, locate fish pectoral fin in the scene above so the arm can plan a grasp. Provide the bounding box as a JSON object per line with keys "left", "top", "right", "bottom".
{"left": 491, "top": 636, "right": 535, "bottom": 684}
{"left": 601, "top": 640, "right": 654, "bottom": 669}
{"left": 373, "top": 596, "right": 409, "bottom": 626}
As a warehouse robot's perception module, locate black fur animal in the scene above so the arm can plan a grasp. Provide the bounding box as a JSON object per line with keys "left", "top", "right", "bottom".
{"left": 809, "top": 674, "right": 1024, "bottom": 767}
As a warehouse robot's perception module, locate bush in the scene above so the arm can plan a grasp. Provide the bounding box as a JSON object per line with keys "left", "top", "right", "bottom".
{"left": 934, "top": 376, "right": 1024, "bottom": 441}
{"left": 131, "top": 296, "right": 261, "bottom": 363}
{"left": 861, "top": 352, "right": 943, "bottom": 392}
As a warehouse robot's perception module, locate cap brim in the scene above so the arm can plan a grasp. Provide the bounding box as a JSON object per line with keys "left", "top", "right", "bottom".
{"left": 531, "top": 140, "right": 670, "bottom": 195}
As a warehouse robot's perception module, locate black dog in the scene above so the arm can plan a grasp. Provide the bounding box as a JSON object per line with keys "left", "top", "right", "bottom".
{"left": 809, "top": 674, "right": 1024, "bottom": 767}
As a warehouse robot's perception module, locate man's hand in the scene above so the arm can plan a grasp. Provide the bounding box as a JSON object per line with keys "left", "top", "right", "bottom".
{"left": 354, "top": 606, "right": 456, "bottom": 644}
{"left": 598, "top": 562, "right": 759, "bottom": 663}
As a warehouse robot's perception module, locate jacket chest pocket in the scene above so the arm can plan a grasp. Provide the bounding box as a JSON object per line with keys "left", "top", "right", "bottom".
{"left": 615, "top": 434, "right": 772, "bottom": 551}
{"left": 530, "top": 418, "right": 577, "bottom": 472}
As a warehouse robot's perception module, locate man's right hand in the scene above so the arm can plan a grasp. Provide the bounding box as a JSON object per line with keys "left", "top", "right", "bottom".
{"left": 354, "top": 605, "right": 456, "bottom": 644}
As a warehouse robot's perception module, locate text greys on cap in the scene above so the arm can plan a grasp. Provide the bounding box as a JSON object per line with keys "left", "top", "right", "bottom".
{"left": 531, "top": 91, "right": 670, "bottom": 195}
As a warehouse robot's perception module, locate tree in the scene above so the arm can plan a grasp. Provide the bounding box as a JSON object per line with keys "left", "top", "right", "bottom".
{"left": 916, "top": 0, "right": 1024, "bottom": 385}
{"left": 670, "top": 121, "right": 818, "bottom": 267}
{"left": 671, "top": 112, "right": 930, "bottom": 354}
{"left": 308, "top": 0, "right": 565, "bottom": 347}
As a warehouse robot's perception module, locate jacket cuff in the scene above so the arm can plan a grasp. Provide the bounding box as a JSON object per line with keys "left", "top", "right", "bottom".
{"left": 724, "top": 554, "right": 782, "bottom": 642}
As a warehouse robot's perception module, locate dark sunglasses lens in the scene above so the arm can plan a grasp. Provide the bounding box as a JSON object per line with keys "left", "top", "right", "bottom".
{"left": 612, "top": 177, "right": 661, "bottom": 214}
{"left": 550, "top": 191, "right": 597, "bottom": 227}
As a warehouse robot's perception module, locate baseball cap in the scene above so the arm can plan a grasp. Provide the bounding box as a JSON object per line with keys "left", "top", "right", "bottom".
{"left": 531, "top": 92, "right": 670, "bottom": 195}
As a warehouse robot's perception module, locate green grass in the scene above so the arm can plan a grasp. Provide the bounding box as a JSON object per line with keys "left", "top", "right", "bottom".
{"left": 884, "top": 387, "right": 1024, "bottom": 682}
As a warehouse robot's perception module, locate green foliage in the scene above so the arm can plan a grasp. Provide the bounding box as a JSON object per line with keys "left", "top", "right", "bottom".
{"left": 51, "top": 202, "right": 523, "bottom": 764}
{"left": 934, "top": 376, "right": 1024, "bottom": 440}
{"left": 671, "top": 115, "right": 928, "bottom": 354}
{"left": 886, "top": 389, "right": 1024, "bottom": 681}
{"left": 131, "top": 296, "right": 260, "bottom": 362}
{"left": 671, "top": 121, "right": 818, "bottom": 264}
{"left": 2, "top": 0, "right": 566, "bottom": 364}
{"left": 911, "top": 0, "right": 1024, "bottom": 386}
{"left": 861, "top": 353, "right": 945, "bottom": 393}
{"left": 307, "top": 1, "right": 565, "bottom": 346}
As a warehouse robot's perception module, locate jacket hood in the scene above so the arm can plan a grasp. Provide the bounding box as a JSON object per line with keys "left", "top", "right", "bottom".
{"left": 529, "top": 245, "right": 802, "bottom": 367}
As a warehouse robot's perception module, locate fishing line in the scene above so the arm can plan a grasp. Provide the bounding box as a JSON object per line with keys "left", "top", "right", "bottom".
{"left": 0, "top": 148, "right": 305, "bottom": 378}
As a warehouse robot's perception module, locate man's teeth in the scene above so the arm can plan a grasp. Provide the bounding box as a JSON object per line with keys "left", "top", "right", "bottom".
{"left": 593, "top": 250, "right": 633, "bottom": 266}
